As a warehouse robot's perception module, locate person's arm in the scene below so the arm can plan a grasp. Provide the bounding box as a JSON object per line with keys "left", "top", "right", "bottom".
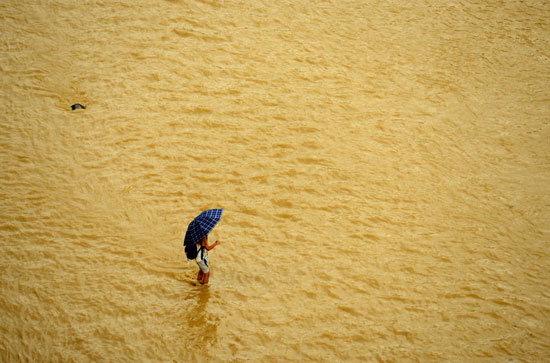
{"left": 204, "top": 240, "right": 221, "bottom": 251}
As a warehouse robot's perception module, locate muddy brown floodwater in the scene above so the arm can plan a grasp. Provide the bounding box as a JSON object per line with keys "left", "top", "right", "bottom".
{"left": 1, "top": 0, "right": 549, "bottom": 361}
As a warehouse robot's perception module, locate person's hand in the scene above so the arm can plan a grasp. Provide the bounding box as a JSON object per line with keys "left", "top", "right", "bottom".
{"left": 216, "top": 240, "right": 221, "bottom": 246}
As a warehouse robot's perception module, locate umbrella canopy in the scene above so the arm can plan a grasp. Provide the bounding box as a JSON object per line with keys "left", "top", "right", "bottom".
{"left": 183, "top": 209, "right": 223, "bottom": 259}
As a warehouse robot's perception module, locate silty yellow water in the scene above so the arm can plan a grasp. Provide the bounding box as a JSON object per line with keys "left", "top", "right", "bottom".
{"left": 1, "top": 0, "right": 549, "bottom": 361}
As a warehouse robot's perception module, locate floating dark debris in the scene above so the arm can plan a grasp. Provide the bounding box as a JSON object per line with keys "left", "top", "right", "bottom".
{"left": 71, "top": 103, "right": 86, "bottom": 110}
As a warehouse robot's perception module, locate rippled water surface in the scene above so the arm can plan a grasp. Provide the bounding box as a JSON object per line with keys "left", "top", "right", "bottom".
{"left": 1, "top": 0, "right": 549, "bottom": 361}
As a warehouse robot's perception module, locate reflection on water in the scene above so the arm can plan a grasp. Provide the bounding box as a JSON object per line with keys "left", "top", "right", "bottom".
{"left": 1, "top": 0, "right": 549, "bottom": 361}
{"left": 184, "top": 287, "right": 218, "bottom": 349}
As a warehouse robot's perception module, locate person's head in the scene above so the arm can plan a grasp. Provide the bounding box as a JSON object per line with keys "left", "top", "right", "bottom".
{"left": 198, "top": 235, "right": 208, "bottom": 246}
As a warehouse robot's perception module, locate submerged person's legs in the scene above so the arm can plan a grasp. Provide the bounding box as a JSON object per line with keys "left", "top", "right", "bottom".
{"left": 201, "top": 272, "right": 210, "bottom": 284}
{"left": 197, "top": 270, "right": 203, "bottom": 281}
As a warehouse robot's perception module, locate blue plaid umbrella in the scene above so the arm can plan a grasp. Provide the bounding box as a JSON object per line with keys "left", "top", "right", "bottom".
{"left": 184, "top": 209, "right": 223, "bottom": 259}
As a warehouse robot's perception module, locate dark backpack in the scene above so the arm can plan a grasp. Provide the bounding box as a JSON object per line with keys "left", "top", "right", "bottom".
{"left": 185, "top": 244, "right": 198, "bottom": 260}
